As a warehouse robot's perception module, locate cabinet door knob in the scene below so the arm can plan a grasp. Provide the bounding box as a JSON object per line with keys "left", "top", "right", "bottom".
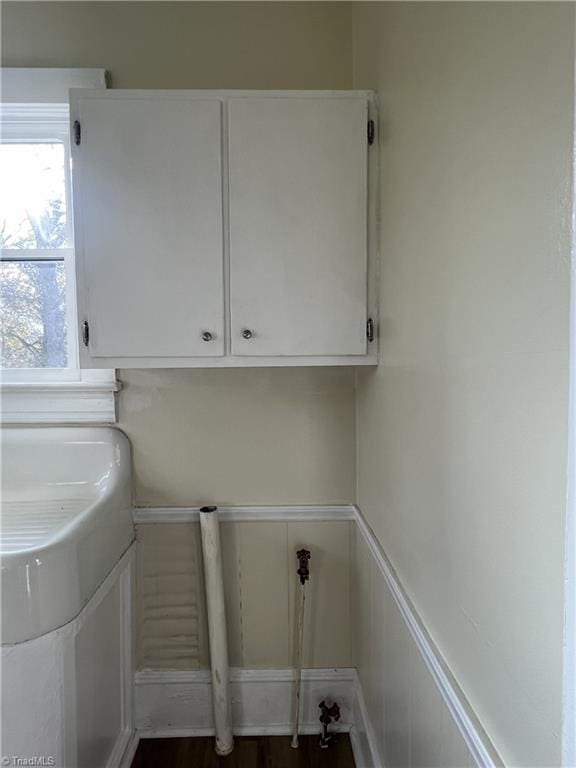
{"left": 241, "top": 329, "right": 254, "bottom": 340}
{"left": 201, "top": 331, "right": 214, "bottom": 342}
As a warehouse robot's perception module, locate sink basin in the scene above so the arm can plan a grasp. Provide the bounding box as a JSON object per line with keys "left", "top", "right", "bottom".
{"left": 1, "top": 427, "right": 133, "bottom": 644}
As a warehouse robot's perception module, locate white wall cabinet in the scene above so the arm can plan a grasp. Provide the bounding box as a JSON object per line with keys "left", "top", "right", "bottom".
{"left": 229, "top": 97, "right": 368, "bottom": 357}
{"left": 71, "top": 94, "right": 225, "bottom": 360}
{"left": 71, "top": 90, "right": 377, "bottom": 368}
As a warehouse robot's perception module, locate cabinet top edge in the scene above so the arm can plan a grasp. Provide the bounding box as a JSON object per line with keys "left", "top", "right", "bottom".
{"left": 82, "top": 358, "right": 379, "bottom": 369}
{"left": 69, "top": 89, "right": 376, "bottom": 101}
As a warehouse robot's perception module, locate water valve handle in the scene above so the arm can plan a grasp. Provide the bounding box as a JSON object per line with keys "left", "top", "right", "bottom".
{"left": 296, "top": 549, "right": 311, "bottom": 585}
{"left": 319, "top": 700, "right": 341, "bottom": 725}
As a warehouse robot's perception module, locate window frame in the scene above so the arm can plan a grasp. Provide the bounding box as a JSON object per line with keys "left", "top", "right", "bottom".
{"left": 0, "top": 68, "right": 117, "bottom": 423}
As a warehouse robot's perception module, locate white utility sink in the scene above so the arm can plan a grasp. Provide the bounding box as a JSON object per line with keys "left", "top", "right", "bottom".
{"left": 1, "top": 427, "right": 133, "bottom": 644}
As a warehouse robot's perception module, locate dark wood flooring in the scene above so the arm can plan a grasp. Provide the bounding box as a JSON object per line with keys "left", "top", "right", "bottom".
{"left": 131, "top": 734, "right": 355, "bottom": 768}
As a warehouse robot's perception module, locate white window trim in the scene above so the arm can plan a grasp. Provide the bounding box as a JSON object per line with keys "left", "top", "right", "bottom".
{"left": 1, "top": 68, "right": 107, "bottom": 103}
{"left": 0, "top": 67, "right": 117, "bottom": 424}
{"left": 1, "top": 370, "right": 120, "bottom": 425}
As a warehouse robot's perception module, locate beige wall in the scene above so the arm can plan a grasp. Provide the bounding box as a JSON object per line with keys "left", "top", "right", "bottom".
{"left": 137, "top": 520, "right": 353, "bottom": 670}
{"left": 119, "top": 368, "right": 355, "bottom": 506}
{"left": 1, "top": 1, "right": 352, "bottom": 90}
{"left": 1, "top": 1, "right": 356, "bottom": 507}
{"left": 353, "top": 3, "right": 573, "bottom": 766}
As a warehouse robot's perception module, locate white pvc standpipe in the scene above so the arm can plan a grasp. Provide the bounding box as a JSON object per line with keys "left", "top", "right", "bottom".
{"left": 199, "top": 507, "right": 234, "bottom": 756}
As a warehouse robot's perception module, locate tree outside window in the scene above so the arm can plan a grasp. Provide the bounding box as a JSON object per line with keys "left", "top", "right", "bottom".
{"left": 1, "top": 141, "right": 71, "bottom": 368}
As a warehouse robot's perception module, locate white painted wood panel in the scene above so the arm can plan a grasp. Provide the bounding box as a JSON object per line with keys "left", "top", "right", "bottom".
{"left": 287, "top": 520, "right": 352, "bottom": 669}
{"left": 134, "top": 517, "right": 354, "bottom": 672}
{"left": 1, "top": 632, "right": 65, "bottom": 764}
{"left": 353, "top": 508, "right": 501, "bottom": 767}
{"left": 71, "top": 92, "right": 224, "bottom": 360}
{"left": 1, "top": 548, "right": 134, "bottom": 768}
{"left": 75, "top": 572, "right": 123, "bottom": 768}
{"left": 136, "top": 523, "right": 209, "bottom": 671}
{"left": 228, "top": 96, "right": 369, "bottom": 356}
{"left": 236, "top": 522, "right": 290, "bottom": 667}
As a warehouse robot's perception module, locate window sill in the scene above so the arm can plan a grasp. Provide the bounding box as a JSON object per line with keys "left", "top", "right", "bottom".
{"left": 1, "top": 372, "right": 119, "bottom": 425}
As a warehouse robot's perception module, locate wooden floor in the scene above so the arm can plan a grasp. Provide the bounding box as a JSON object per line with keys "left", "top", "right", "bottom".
{"left": 131, "top": 734, "right": 356, "bottom": 767}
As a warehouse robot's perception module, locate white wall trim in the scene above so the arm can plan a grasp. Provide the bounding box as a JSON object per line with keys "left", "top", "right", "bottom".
{"left": 350, "top": 670, "right": 383, "bottom": 768}
{"left": 0, "top": 378, "right": 119, "bottom": 424}
{"left": 133, "top": 505, "right": 356, "bottom": 524}
{"left": 353, "top": 506, "right": 504, "bottom": 768}
{"left": 106, "top": 728, "right": 133, "bottom": 768}
{"left": 134, "top": 667, "right": 355, "bottom": 739}
{"left": 562, "top": 18, "right": 576, "bottom": 764}
{"left": 118, "top": 731, "right": 140, "bottom": 768}
{"left": 1, "top": 67, "right": 107, "bottom": 103}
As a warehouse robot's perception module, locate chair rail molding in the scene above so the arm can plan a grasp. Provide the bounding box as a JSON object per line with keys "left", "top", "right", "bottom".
{"left": 133, "top": 505, "right": 356, "bottom": 524}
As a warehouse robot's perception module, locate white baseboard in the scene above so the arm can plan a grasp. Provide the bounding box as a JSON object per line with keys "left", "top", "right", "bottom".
{"left": 350, "top": 671, "right": 383, "bottom": 768}
{"left": 134, "top": 666, "right": 375, "bottom": 768}
{"left": 135, "top": 667, "right": 355, "bottom": 738}
{"left": 107, "top": 728, "right": 136, "bottom": 768}
{"left": 117, "top": 730, "right": 140, "bottom": 768}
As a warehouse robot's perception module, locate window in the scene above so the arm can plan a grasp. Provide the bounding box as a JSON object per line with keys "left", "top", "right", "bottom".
{"left": 1, "top": 105, "right": 76, "bottom": 372}
{"left": 0, "top": 68, "right": 116, "bottom": 422}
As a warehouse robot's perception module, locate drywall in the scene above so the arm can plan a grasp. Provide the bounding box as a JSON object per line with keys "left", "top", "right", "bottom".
{"left": 352, "top": 3, "right": 573, "bottom": 766}
{"left": 1, "top": 1, "right": 356, "bottom": 506}
{"left": 136, "top": 520, "right": 353, "bottom": 670}
{"left": 1, "top": 1, "right": 352, "bottom": 90}
{"left": 119, "top": 368, "right": 355, "bottom": 506}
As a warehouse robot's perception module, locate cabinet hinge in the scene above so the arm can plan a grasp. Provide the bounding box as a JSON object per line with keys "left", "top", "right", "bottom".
{"left": 367, "top": 119, "right": 375, "bottom": 146}
{"left": 366, "top": 317, "right": 374, "bottom": 343}
{"left": 73, "top": 120, "right": 81, "bottom": 146}
{"left": 82, "top": 320, "right": 89, "bottom": 347}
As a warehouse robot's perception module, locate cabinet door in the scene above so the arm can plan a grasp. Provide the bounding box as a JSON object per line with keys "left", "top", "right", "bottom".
{"left": 228, "top": 97, "right": 368, "bottom": 357}
{"left": 71, "top": 93, "right": 224, "bottom": 361}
